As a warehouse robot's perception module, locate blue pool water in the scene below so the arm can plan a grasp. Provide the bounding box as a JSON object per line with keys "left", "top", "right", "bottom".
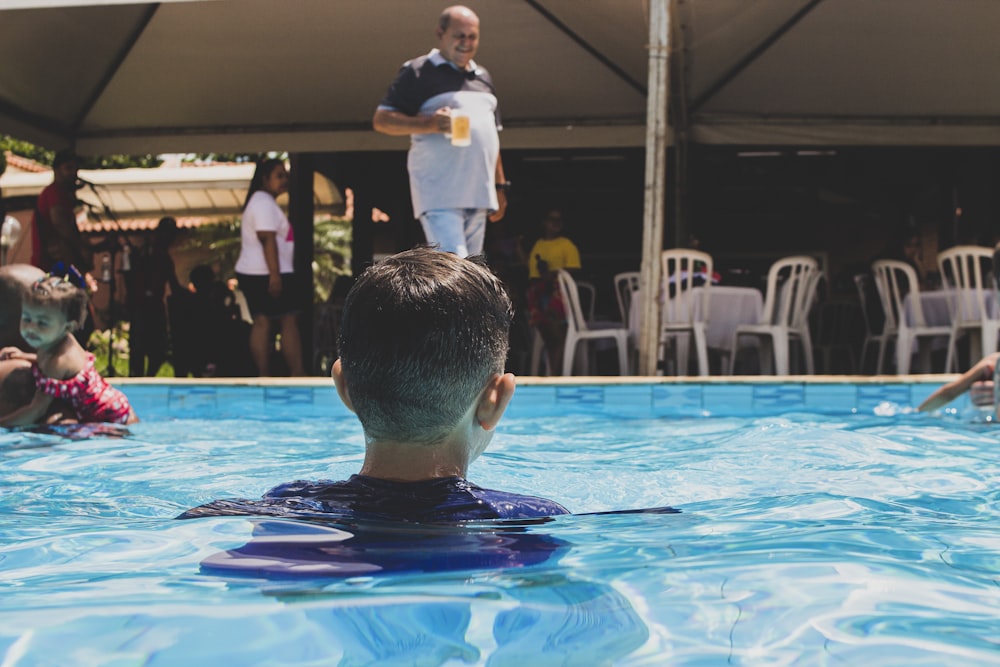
{"left": 2, "top": 380, "right": 999, "bottom": 665}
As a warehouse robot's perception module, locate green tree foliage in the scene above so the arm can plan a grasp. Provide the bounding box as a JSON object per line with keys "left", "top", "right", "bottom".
{"left": 0, "top": 135, "right": 52, "bottom": 166}
{"left": 312, "top": 217, "right": 353, "bottom": 303}
{"left": 1, "top": 134, "right": 161, "bottom": 169}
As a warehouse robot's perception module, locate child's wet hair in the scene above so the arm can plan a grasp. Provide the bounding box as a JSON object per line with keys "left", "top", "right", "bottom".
{"left": 23, "top": 275, "right": 89, "bottom": 329}
{"left": 338, "top": 247, "right": 513, "bottom": 444}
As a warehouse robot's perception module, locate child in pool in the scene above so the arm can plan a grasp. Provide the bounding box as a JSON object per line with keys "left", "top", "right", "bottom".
{"left": 0, "top": 268, "right": 137, "bottom": 427}
{"left": 180, "top": 247, "right": 568, "bottom": 522}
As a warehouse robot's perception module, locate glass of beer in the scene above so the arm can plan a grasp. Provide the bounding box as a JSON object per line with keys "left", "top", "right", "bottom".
{"left": 450, "top": 111, "right": 471, "bottom": 147}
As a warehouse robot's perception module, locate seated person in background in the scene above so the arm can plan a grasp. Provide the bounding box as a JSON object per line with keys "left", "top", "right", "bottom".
{"left": 187, "top": 264, "right": 251, "bottom": 377}
{"left": 918, "top": 352, "right": 1000, "bottom": 414}
{"left": 0, "top": 267, "right": 137, "bottom": 427}
{"left": 525, "top": 209, "right": 581, "bottom": 374}
{"left": 179, "top": 246, "right": 569, "bottom": 522}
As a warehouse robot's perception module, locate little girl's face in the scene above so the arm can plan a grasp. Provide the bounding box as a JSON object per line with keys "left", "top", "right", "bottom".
{"left": 20, "top": 304, "right": 73, "bottom": 351}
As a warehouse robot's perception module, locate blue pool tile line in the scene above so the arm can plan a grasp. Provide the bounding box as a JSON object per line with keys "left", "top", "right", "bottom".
{"left": 121, "top": 379, "right": 969, "bottom": 420}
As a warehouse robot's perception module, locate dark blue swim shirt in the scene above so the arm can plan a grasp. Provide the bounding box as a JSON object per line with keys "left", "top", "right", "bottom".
{"left": 177, "top": 476, "right": 571, "bottom": 578}
{"left": 177, "top": 474, "right": 570, "bottom": 523}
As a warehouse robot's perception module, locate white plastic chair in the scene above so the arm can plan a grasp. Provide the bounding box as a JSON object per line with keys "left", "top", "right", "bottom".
{"left": 872, "top": 259, "right": 951, "bottom": 374}
{"left": 614, "top": 271, "right": 640, "bottom": 324}
{"left": 556, "top": 269, "right": 629, "bottom": 376}
{"left": 659, "top": 249, "right": 712, "bottom": 376}
{"left": 529, "top": 277, "right": 618, "bottom": 375}
{"left": 575, "top": 280, "right": 597, "bottom": 324}
{"left": 937, "top": 245, "right": 1000, "bottom": 372}
{"left": 854, "top": 272, "right": 893, "bottom": 374}
{"left": 728, "top": 255, "right": 819, "bottom": 375}
{"left": 614, "top": 271, "right": 641, "bottom": 373}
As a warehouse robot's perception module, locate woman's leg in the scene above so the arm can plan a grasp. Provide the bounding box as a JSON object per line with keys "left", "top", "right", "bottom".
{"left": 249, "top": 314, "right": 272, "bottom": 376}
{"left": 279, "top": 313, "right": 305, "bottom": 376}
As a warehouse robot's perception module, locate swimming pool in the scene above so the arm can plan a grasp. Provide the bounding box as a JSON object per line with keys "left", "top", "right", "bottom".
{"left": 2, "top": 378, "right": 999, "bottom": 665}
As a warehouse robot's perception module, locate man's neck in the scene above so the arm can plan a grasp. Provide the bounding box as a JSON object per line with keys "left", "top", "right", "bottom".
{"left": 430, "top": 48, "right": 474, "bottom": 72}
{"left": 360, "top": 439, "right": 469, "bottom": 481}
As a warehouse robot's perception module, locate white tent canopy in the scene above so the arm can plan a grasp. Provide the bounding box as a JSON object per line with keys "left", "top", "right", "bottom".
{"left": 0, "top": 0, "right": 651, "bottom": 154}
{"left": 3, "top": 0, "right": 1000, "bottom": 154}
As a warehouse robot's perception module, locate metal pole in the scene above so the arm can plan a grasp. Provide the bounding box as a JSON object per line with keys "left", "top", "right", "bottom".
{"left": 638, "top": 0, "right": 671, "bottom": 375}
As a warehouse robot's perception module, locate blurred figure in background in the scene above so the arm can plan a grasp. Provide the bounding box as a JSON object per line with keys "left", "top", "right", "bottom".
{"left": 31, "top": 149, "right": 92, "bottom": 273}
{"left": 525, "top": 209, "right": 581, "bottom": 374}
{"left": 124, "top": 217, "right": 181, "bottom": 377}
{"left": 172, "top": 264, "right": 253, "bottom": 377}
{"left": 234, "top": 159, "right": 304, "bottom": 376}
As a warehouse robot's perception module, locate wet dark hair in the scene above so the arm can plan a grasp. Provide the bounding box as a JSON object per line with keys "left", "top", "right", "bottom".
{"left": 338, "top": 247, "right": 512, "bottom": 444}
{"left": 242, "top": 158, "right": 285, "bottom": 211}
{"left": 23, "top": 275, "right": 89, "bottom": 330}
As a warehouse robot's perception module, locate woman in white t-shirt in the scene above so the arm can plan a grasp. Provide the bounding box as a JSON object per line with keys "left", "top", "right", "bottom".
{"left": 234, "top": 158, "right": 304, "bottom": 376}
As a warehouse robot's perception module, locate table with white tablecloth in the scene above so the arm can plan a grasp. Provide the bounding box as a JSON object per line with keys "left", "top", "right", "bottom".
{"left": 629, "top": 284, "right": 764, "bottom": 353}
{"left": 901, "top": 289, "right": 999, "bottom": 370}
{"left": 904, "top": 290, "right": 953, "bottom": 328}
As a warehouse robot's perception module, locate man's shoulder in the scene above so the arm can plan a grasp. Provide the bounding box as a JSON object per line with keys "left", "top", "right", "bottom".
{"left": 37, "top": 181, "right": 70, "bottom": 207}
{"left": 401, "top": 52, "right": 434, "bottom": 71}
{"left": 465, "top": 483, "right": 570, "bottom": 518}
{"left": 176, "top": 476, "right": 568, "bottom": 522}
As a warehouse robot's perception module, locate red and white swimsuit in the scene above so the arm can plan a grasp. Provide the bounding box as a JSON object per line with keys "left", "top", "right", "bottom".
{"left": 32, "top": 353, "right": 133, "bottom": 424}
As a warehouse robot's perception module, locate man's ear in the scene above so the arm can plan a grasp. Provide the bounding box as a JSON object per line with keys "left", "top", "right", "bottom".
{"left": 331, "top": 359, "right": 355, "bottom": 413}
{"left": 475, "top": 372, "right": 515, "bottom": 431}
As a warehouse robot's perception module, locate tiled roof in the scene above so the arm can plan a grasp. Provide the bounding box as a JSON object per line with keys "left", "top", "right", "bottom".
{"left": 3, "top": 151, "right": 47, "bottom": 173}
{"left": 78, "top": 215, "right": 235, "bottom": 233}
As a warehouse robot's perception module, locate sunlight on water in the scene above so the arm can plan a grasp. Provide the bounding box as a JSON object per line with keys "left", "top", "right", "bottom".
{"left": 2, "top": 400, "right": 1000, "bottom": 665}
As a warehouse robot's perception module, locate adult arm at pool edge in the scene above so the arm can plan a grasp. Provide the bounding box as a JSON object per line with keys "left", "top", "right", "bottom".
{"left": 917, "top": 352, "right": 1000, "bottom": 412}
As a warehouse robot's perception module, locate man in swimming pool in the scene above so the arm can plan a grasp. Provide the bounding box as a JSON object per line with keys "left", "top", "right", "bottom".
{"left": 179, "top": 247, "right": 569, "bottom": 522}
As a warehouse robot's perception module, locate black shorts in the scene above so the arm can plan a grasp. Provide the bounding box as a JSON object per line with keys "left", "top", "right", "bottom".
{"left": 236, "top": 272, "right": 303, "bottom": 319}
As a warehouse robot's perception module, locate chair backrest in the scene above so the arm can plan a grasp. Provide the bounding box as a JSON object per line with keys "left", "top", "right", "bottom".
{"left": 575, "top": 280, "right": 597, "bottom": 323}
{"left": 759, "top": 255, "right": 819, "bottom": 328}
{"left": 660, "top": 249, "right": 713, "bottom": 326}
{"left": 937, "top": 245, "right": 994, "bottom": 325}
{"left": 556, "top": 269, "right": 589, "bottom": 336}
{"left": 853, "top": 272, "right": 884, "bottom": 336}
{"left": 871, "top": 259, "right": 923, "bottom": 330}
{"left": 614, "top": 271, "right": 640, "bottom": 323}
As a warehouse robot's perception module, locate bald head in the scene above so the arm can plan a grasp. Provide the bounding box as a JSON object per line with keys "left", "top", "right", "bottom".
{"left": 439, "top": 5, "right": 478, "bottom": 31}
{"left": 0, "top": 264, "right": 44, "bottom": 349}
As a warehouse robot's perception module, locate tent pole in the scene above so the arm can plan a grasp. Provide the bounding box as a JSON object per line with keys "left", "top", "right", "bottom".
{"left": 288, "top": 152, "right": 315, "bottom": 374}
{"left": 638, "top": 0, "right": 671, "bottom": 376}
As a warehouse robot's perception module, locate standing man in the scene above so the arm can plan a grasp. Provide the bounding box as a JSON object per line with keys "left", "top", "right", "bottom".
{"left": 31, "top": 149, "right": 92, "bottom": 273}
{"left": 373, "top": 5, "right": 509, "bottom": 258}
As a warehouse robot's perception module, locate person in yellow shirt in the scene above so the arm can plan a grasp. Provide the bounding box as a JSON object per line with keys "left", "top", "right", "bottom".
{"left": 526, "top": 209, "right": 581, "bottom": 374}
